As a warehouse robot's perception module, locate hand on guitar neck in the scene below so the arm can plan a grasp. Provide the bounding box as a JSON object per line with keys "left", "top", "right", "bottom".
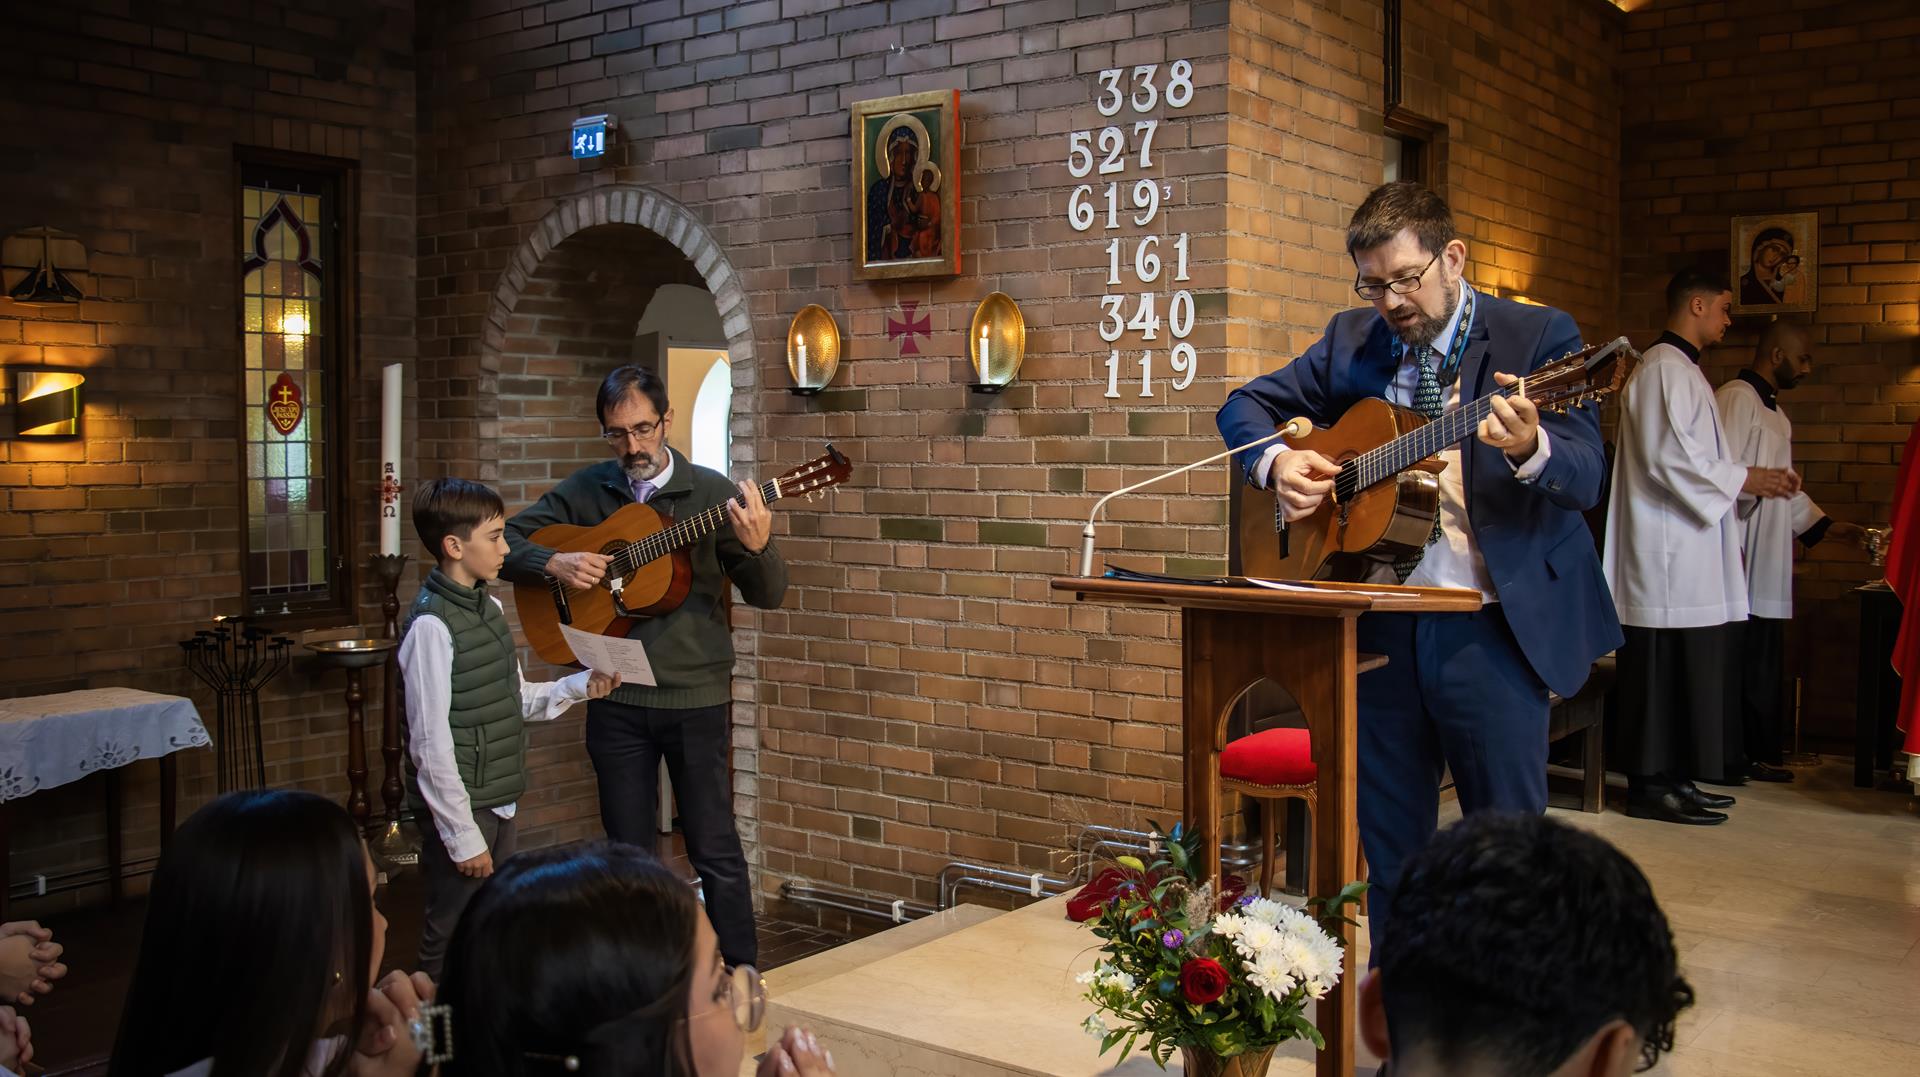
{"left": 544, "top": 480, "right": 774, "bottom": 590}
{"left": 1269, "top": 369, "right": 1546, "bottom": 524}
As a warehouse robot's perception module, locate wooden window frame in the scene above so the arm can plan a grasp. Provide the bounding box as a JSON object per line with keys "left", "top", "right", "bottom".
{"left": 234, "top": 148, "right": 360, "bottom": 630}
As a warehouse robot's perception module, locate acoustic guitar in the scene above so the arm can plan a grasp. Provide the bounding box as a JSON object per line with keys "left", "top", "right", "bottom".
{"left": 515, "top": 446, "right": 851, "bottom": 668}
{"left": 1233, "top": 337, "right": 1638, "bottom": 582}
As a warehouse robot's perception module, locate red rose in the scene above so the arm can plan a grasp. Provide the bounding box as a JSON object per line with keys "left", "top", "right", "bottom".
{"left": 1179, "top": 957, "right": 1229, "bottom": 1005}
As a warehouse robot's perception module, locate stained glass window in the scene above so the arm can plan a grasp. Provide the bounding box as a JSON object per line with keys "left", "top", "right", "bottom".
{"left": 240, "top": 162, "right": 344, "bottom": 616}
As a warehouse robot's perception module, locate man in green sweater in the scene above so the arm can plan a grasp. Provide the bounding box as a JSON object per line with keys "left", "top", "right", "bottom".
{"left": 503, "top": 365, "right": 786, "bottom": 967}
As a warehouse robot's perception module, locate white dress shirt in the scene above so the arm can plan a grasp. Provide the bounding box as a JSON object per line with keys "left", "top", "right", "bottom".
{"left": 1254, "top": 290, "right": 1552, "bottom": 599}
{"left": 398, "top": 594, "right": 591, "bottom": 862}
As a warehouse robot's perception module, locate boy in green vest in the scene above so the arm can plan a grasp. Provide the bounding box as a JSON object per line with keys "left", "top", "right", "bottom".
{"left": 399, "top": 478, "right": 619, "bottom": 976}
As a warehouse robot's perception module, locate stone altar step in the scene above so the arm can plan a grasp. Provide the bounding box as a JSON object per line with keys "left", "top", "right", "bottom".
{"left": 751, "top": 892, "right": 1379, "bottom": 1076}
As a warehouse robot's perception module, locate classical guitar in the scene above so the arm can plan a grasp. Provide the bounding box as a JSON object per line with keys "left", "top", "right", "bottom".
{"left": 1233, "top": 337, "right": 1639, "bottom": 582}
{"left": 515, "top": 446, "right": 851, "bottom": 668}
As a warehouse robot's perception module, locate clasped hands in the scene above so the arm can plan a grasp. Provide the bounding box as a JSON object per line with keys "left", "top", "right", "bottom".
{"left": 547, "top": 479, "right": 771, "bottom": 590}
{"left": 1268, "top": 371, "right": 1543, "bottom": 523}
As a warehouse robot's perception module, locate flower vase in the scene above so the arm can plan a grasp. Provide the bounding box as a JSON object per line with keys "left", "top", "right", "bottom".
{"left": 1179, "top": 1045, "right": 1277, "bottom": 1077}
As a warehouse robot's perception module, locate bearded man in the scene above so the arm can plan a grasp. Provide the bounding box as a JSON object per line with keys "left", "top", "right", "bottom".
{"left": 1217, "top": 181, "right": 1619, "bottom": 951}
{"left": 503, "top": 364, "right": 785, "bottom": 968}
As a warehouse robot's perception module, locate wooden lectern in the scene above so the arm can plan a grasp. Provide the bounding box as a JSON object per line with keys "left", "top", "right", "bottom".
{"left": 1051, "top": 575, "right": 1480, "bottom": 1077}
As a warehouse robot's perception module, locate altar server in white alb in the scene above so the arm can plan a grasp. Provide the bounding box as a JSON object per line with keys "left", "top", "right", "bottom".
{"left": 1604, "top": 268, "right": 1798, "bottom": 826}
{"left": 1715, "top": 318, "right": 1866, "bottom": 783}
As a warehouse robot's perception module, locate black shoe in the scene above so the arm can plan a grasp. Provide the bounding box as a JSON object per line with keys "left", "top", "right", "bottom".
{"left": 1675, "top": 780, "right": 1735, "bottom": 809}
{"left": 1747, "top": 762, "right": 1795, "bottom": 783}
{"left": 1694, "top": 773, "right": 1749, "bottom": 787}
{"left": 1626, "top": 791, "right": 1728, "bottom": 825}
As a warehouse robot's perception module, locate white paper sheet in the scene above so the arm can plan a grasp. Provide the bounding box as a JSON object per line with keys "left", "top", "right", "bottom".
{"left": 559, "top": 624, "right": 658, "bottom": 686}
{"left": 1241, "top": 577, "right": 1407, "bottom": 599}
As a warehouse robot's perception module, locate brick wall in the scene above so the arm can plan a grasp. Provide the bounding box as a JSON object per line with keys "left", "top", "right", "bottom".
{"left": 0, "top": 1, "right": 416, "bottom": 909}
{"left": 1620, "top": 0, "right": 1920, "bottom": 738}
{"left": 415, "top": 0, "right": 1631, "bottom": 926}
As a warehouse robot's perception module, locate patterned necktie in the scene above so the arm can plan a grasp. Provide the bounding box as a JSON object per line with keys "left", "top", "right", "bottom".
{"left": 1392, "top": 346, "right": 1448, "bottom": 583}
{"left": 632, "top": 479, "right": 656, "bottom": 504}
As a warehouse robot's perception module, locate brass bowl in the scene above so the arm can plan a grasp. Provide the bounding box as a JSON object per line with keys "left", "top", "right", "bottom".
{"left": 305, "top": 637, "right": 398, "bottom": 669}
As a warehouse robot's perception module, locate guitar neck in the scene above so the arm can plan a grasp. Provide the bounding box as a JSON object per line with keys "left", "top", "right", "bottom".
{"left": 1338, "top": 387, "right": 1517, "bottom": 496}
{"left": 611, "top": 479, "right": 781, "bottom": 578}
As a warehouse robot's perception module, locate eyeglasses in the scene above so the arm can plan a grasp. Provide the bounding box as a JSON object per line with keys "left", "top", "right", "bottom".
{"left": 690, "top": 964, "right": 766, "bottom": 1033}
{"left": 600, "top": 420, "right": 663, "bottom": 444}
{"left": 1353, "top": 251, "right": 1439, "bottom": 301}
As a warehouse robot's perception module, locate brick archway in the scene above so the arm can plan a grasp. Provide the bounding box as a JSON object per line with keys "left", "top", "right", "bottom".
{"left": 481, "top": 185, "right": 755, "bottom": 392}
{"left": 478, "top": 186, "right": 766, "bottom": 889}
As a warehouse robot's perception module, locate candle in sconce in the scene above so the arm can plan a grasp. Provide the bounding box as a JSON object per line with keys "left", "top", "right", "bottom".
{"left": 379, "top": 363, "right": 402, "bottom": 557}
{"left": 979, "top": 326, "right": 990, "bottom": 375}
{"left": 797, "top": 337, "right": 807, "bottom": 371}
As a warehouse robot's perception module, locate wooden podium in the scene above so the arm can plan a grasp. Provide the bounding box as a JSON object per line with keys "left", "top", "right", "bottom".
{"left": 1051, "top": 575, "right": 1481, "bottom": 1077}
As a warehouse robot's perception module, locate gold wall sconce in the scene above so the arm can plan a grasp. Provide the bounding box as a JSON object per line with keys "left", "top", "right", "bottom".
{"left": 969, "top": 291, "right": 1026, "bottom": 394}
{"left": 785, "top": 304, "right": 843, "bottom": 396}
{"left": 6, "top": 369, "right": 86, "bottom": 438}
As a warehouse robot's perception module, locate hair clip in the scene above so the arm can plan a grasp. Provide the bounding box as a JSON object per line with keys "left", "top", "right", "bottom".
{"left": 409, "top": 1002, "right": 454, "bottom": 1065}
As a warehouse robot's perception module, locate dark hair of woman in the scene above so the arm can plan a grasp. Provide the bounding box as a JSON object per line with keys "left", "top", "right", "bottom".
{"left": 439, "top": 841, "right": 702, "bottom": 1076}
{"left": 107, "top": 789, "right": 373, "bottom": 1077}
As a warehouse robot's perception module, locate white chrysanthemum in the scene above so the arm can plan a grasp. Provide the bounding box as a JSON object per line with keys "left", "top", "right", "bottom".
{"left": 1083, "top": 1013, "right": 1109, "bottom": 1039}
{"left": 1233, "top": 918, "right": 1281, "bottom": 959}
{"left": 1298, "top": 932, "right": 1345, "bottom": 997}
{"left": 1246, "top": 953, "right": 1300, "bottom": 1000}
{"left": 1212, "top": 912, "right": 1246, "bottom": 939}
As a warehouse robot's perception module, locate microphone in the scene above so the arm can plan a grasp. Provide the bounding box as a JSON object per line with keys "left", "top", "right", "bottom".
{"left": 1078, "top": 417, "right": 1313, "bottom": 577}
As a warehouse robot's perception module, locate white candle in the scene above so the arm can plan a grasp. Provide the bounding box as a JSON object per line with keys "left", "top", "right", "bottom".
{"left": 380, "top": 363, "right": 402, "bottom": 557}
{"left": 979, "top": 326, "right": 990, "bottom": 377}
{"left": 797, "top": 337, "right": 807, "bottom": 371}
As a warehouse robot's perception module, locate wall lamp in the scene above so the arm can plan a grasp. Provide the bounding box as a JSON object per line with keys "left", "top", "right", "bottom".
{"left": 969, "top": 291, "right": 1025, "bottom": 394}
{"left": 785, "top": 304, "right": 842, "bottom": 395}
{"left": 5, "top": 370, "right": 85, "bottom": 438}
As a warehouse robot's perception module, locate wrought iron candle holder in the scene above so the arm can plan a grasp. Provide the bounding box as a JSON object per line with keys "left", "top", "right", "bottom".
{"left": 180, "top": 616, "right": 293, "bottom": 792}
{"left": 369, "top": 553, "right": 419, "bottom": 871}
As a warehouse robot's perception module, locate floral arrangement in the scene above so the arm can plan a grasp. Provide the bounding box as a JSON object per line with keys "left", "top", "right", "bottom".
{"left": 1076, "top": 822, "right": 1365, "bottom": 1067}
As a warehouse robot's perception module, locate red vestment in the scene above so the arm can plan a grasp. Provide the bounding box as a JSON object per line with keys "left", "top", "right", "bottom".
{"left": 1882, "top": 423, "right": 1920, "bottom": 763}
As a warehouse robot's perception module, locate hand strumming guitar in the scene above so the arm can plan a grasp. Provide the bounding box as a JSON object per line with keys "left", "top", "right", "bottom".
{"left": 727, "top": 479, "right": 773, "bottom": 554}
{"left": 1269, "top": 449, "right": 1342, "bottom": 523}
{"left": 547, "top": 550, "right": 610, "bottom": 589}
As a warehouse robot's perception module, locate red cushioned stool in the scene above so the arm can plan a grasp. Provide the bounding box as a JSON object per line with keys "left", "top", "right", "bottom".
{"left": 1220, "top": 727, "right": 1365, "bottom": 900}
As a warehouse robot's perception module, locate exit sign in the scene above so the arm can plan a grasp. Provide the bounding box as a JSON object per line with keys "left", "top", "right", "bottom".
{"left": 571, "top": 114, "right": 614, "bottom": 159}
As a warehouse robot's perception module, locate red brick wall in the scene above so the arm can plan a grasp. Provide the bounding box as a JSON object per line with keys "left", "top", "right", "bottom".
{"left": 1401, "top": 0, "right": 1623, "bottom": 334}
{"left": 416, "top": 0, "right": 1629, "bottom": 925}
{"left": 0, "top": 2, "right": 416, "bottom": 909}
{"left": 1620, "top": 0, "right": 1920, "bottom": 738}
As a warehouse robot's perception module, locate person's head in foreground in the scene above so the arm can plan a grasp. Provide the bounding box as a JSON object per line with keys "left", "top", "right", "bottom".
{"left": 437, "top": 840, "right": 832, "bottom": 1077}
{"left": 1360, "top": 813, "right": 1694, "bottom": 1077}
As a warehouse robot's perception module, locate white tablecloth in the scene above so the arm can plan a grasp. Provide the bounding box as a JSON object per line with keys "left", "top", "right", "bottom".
{"left": 0, "top": 688, "right": 209, "bottom": 803}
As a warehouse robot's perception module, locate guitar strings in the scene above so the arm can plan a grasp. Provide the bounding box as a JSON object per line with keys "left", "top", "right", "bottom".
{"left": 1334, "top": 382, "right": 1527, "bottom": 500}
{"left": 607, "top": 479, "right": 782, "bottom": 578}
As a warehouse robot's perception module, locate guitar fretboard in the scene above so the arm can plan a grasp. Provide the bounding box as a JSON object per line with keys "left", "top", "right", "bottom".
{"left": 1332, "top": 384, "right": 1524, "bottom": 501}
{"left": 608, "top": 479, "right": 782, "bottom": 579}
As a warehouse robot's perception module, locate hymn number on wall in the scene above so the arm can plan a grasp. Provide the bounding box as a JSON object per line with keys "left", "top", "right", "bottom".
{"left": 1067, "top": 61, "right": 1195, "bottom": 399}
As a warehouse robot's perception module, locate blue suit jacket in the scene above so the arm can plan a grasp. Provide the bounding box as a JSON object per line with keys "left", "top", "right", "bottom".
{"left": 1216, "top": 294, "right": 1623, "bottom": 699}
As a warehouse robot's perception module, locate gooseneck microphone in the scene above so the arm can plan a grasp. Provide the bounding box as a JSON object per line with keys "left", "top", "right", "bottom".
{"left": 1078, "top": 417, "right": 1312, "bottom": 577}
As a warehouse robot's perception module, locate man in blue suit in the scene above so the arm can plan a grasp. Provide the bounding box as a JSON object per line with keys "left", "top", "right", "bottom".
{"left": 1217, "top": 182, "right": 1622, "bottom": 952}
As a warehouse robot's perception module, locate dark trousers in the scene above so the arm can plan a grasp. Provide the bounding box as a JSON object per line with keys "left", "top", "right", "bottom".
{"left": 1614, "top": 623, "right": 1742, "bottom": 784}
{"left": 586, "top": 699, "right": 757, "bottom": 967}
{"left": 1355, "top": 606, "right": 1550, "bottom": 956}
{"left": 417, "top": 807, "right": 517, "bottom": 979}
{"left": 1739, "top": 617, "right": 1787, "bottom": 766}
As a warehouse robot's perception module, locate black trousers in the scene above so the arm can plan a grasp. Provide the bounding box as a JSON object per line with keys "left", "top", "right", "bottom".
{"left": 1614, "top": 622, "right": 1742, "bottom": 784}
{"left": 585, "top": 699, "right": 757, "bottom": 967}
{"left": 417, "top": 808, "right": 517, "bottom": 979}
{"left": 1739, "top": 617, "right": 1787, "bottom": 766}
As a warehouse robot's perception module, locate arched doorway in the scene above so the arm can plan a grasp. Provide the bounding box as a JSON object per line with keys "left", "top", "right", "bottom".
{"left": 475, "top": 185, "right": 762, "bottom": 881}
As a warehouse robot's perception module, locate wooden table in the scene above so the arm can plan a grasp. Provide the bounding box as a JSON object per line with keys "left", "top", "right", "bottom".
{"left": 0, "top": 688, "right": 209, "bottom": 919}
{"left": 1052, "top": 575, "right": 1480, "bottom": 1077}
